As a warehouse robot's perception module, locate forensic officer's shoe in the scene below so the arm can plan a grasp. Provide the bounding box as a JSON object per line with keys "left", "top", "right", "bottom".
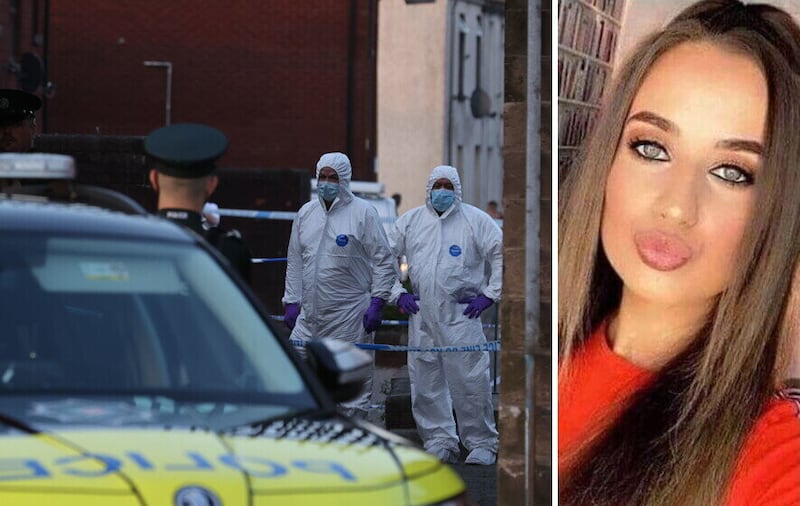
{"left": 429, "top": 445, "right": 460, "bottom": 464}
{"left": 465, "top": 448, "right": 496, "bottom": 465}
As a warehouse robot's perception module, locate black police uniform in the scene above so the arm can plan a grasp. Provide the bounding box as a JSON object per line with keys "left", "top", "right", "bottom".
{"left": 145, "top": 123, "right": 253, "bottom": 283}
{"left": 0, "top": 90, "right": 42, "bottom": 190}
{"left": 0, "top": 89, "right": 41, "bottom": 151}
{"left": 0, "top": 89, "right": 40, "bottom": 124}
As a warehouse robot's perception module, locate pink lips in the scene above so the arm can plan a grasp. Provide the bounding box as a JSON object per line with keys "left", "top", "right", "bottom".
{"left": 634, "top": 231, "right": 693, "bottom": 272}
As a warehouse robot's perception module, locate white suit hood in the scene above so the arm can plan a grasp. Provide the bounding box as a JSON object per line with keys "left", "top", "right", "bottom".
{"left": 316, "top": 152, "right": 353, "bottom": 208}
{"left": 426, "top": 165, "right": 462, "bottom": 216}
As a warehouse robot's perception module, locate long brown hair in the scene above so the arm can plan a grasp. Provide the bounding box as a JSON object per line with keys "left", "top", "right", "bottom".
{"left": 559, "top": 1, "right": 800, "bottom": 504}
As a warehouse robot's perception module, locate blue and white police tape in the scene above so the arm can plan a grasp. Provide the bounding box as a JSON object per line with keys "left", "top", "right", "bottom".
{"left": 270, "top": 315, "right": 496, "bottom": 329}
{"left": 218, "top": 208, "right": 298, "bottom": 221}
{"left": 218, "top": 207, "right": 396, "bottom": 224}
{"left": 252, "top": 257, "right": 288, "bottom": 264}
{"left": 289, "top": 338, "right": 500, "bottom": 353}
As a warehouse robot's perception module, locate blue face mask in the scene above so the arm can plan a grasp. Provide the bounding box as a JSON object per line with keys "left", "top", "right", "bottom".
{"left": 431, "top": 189, "right": 455, "bottom": 212}
{"left": 318, "top": 182, "right": 340, "bottom": 202}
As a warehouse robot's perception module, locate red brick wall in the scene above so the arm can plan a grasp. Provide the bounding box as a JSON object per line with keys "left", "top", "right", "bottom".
{"left": 41, "top": 0, "right": 377, "bottom": 179}
{"left": 0, "top": 0, "right": 47, "bottom": 90}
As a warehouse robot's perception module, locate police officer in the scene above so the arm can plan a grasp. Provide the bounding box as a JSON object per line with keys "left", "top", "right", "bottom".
{"left": 0, "top": 89, "right": 41, "bottom": 153}
{"left": 0, "top": 89, "right": 42, "bottom": 191}
{"left": 145, "top": 123, "right": 252, "bottom": 282}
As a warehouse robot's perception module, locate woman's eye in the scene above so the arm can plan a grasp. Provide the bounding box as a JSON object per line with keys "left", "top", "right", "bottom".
{"left": 709, "top": 165, "right": 754, "bottom": 186}
{"left": 630, "top": 140, "right": 670, "bottom": 161}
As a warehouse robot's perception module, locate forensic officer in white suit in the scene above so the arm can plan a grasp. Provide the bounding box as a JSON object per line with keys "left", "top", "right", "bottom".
{"left": 282, "top": 152, "right": 397, "bottom": 419}
{"left": 388, "top": 165, "right": 501, "bottom": 466}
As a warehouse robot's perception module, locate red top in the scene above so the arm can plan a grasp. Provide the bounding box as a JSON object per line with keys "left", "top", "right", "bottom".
{"left": 559, "top": 326, "right": 800, "bottom": 505}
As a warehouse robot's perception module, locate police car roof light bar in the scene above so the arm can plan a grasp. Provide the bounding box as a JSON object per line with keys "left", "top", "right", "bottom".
{"left": 0, "top": 153, "right": 76, "bottom": 180}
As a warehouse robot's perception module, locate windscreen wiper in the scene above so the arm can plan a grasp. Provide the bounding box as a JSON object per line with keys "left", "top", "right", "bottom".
{"left": 0, "top": 412, "right": 39, "bottom": 434}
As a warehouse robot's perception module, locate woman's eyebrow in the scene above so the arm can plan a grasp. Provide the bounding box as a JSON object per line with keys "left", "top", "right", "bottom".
{"left": 716, "top": 139, "right": 763, "bottom": 156}
{"left": 626, "top": 110, "right": 678, "bottom": 134}
{"left": 627, "top": 111, "right": 763, "bottom": 156}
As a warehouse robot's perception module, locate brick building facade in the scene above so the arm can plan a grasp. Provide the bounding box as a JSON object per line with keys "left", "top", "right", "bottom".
{"left": 1, "top": 0, "right": 379, "bottom": 179}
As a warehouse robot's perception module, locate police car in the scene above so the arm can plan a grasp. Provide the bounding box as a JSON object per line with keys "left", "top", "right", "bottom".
{"left": 0, "top": 154, "right": 470, "bottom": 505}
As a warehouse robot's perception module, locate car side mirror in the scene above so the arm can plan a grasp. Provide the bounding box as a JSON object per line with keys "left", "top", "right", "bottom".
{"left": 305, "top": 338, "right": 371, "bottom": 403}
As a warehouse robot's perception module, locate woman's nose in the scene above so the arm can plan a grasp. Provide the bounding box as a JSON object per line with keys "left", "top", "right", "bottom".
{"left": 652, "top": 172, "right": 699, "bottom": 228}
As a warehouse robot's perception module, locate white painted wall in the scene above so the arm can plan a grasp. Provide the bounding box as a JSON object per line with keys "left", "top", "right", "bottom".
{"left": 377, "top": 0, "right": 504, "bottom": 215}
{"left": 377, "top": 0, "right": 448, "bottom": 214}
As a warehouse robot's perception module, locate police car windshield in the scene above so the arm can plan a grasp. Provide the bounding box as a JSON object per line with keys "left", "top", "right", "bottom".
{"left": 0, "top": 233, "right": 314, "bottom": 410}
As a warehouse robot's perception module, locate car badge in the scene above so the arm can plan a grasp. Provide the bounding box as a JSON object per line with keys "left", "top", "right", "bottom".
{"left": 174, "top": 486, "right": 222, "bottom": 506}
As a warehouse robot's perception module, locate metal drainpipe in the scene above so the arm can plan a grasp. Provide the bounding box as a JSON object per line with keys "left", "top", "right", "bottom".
{"left": 525, "top": 0, "right": 542, "bottom": 504}
{"left": 42, "top": 0, "right": 50, "bottom": 132}
{"left": 444, "top": 0, "right": 457, "bottom": 165}
{"left": 143, "top": 61, "right": 172, "bottom": 126}
{"left": 346, "top": 0, "right": 357, "bottom": 170}
{"left": 6, "top": 0, "right": 19, "bottom": 89}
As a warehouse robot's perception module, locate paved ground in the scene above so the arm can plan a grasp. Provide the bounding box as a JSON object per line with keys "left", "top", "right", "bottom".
{"left": 451, "top": 461, "right": 498, "bottom": 506}
{"left": 367, "top": 366, "right": 498, "bottom": 506}
{"left": 388, "top": 428, "right": 497, "bottom": 506}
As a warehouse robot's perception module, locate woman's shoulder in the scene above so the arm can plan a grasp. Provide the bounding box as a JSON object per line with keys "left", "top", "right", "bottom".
{"left": 757, "top": 389, "right": 800, "bottom": 434}
{"left": 727, "top": 391, "right": 800, "bottom": 505}
{"left": 755, "top": 391, "right": 800, "bottom": 444}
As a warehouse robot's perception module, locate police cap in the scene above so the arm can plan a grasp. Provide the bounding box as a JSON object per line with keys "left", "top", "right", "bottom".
{"left": 144, "top": 123, "right": 228, "bottom": 178}
{"left": 0, "top": 89, "right": 41, "bottom": 125}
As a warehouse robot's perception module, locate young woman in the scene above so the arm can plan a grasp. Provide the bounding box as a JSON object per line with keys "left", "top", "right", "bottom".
{"left": 558, "top": 1, "right": 800, "bottom": 504}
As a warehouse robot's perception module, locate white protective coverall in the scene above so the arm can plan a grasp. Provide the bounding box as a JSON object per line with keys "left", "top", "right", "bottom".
{"left": 283, "top": 152, "right": 397, "bottom": 417}
{"left": 388, "top": 165, "right": 501, "bottom": 455}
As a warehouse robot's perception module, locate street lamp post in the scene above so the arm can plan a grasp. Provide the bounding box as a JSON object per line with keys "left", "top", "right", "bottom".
{"left": 143, "top": 61, "right": 173, "bottom": 126}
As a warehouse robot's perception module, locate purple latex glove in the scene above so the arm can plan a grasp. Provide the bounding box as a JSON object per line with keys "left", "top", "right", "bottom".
{"left": 284, "top": 303, "right": 300, "bottom": 330}
{"left": 458, "top": 294, "right": 493, "bottom": 319}
{"left": 363, "top": 297, "right": 386, "bottom": 333}
{"left": 397, "top": 293, "right": 420, "bottom": 315}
